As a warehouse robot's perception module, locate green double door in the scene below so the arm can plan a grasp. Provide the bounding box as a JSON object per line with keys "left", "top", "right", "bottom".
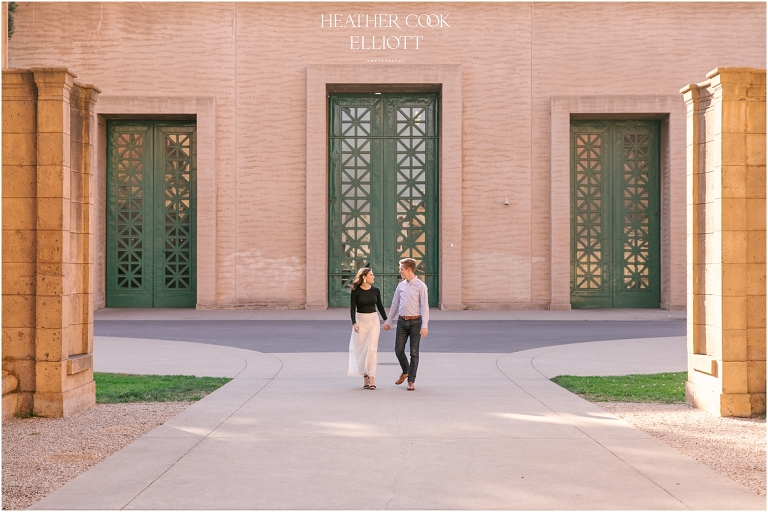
{"left": 570, "top": 120, "right": 660, "bottom": 308}
{"left": 328, "top": 94, "right": 439, "bottom": 308}
{"left": 106, "top": 121, "right": 197, "bottom": 308}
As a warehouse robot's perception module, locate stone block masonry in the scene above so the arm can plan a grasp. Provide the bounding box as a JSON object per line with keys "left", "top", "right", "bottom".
{"left": 2, "top": 68, "right": 100, "bottom": 418}
{"left": 682, "top": 67, "right": 766, "bottom": 417}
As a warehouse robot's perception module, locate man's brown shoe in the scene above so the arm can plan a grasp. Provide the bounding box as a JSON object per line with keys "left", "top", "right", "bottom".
{"left": 395, "top": 373, "right": 408, "bottom": 385}
{"left": 407, "top": 382, "right": 415, "bottom": 391}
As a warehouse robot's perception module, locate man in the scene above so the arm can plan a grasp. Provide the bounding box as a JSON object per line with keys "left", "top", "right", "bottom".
{"left": 383, "top": 258, "right": 428, "bottom": 391}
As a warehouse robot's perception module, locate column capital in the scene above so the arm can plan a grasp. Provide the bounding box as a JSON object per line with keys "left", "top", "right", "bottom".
{"left": 707, "top": 67, "right": 767, "bottom": 82}
{"left": 31, "top": 68, "right": 77, "bottom": 100}
{"left": 680, "top": 83, "right": 700, "bottom": 107}
{"left": 72, "top": 81, "right": 101, "bottom": 112}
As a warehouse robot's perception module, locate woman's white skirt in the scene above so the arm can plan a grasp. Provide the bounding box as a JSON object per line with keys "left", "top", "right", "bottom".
{"left": 348, "top": 312, "right": 380, "bottom": 377}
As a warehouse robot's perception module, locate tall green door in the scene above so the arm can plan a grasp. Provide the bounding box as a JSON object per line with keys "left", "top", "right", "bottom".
{"left": 570, "top": 120, "right": 660, "bottom": 308}
{"left": 328, "top": 94, "right": 438, "bottom": 307}
{"left": 106, "top": 121, "right": 197, "bottom": 308}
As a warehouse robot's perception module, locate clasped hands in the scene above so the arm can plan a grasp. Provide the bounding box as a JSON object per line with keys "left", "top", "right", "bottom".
{"left": 356, "top": 322, "right": 428, "bottom": 337}
{"left": 381, "top": 323, "right": 428, "bottom": 338}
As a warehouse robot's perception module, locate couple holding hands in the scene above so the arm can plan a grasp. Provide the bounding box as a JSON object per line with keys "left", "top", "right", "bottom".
{"left": 347, "top": 258, "right": 429, "bottom": 391}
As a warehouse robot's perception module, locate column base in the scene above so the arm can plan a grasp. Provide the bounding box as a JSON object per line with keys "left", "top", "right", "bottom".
{"left": 34, "top": 380, "right": 95, "bottom": 418}
{"left": 2, "top": 393, "right": 18, "bottom": 421}
{"left": 686, "top": 380, "right": 755, "bottom": 417}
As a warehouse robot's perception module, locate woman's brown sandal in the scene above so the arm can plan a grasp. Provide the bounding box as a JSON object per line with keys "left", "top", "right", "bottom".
{"left": 363, "top": 375, "right": 370, "bottom": 389}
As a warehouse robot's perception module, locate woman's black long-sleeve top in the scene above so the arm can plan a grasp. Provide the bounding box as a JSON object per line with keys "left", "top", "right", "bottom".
{"left": 350, "top": 285, "right": 387, "bottom": 324}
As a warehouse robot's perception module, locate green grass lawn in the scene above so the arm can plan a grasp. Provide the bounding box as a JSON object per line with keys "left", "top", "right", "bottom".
{"left": 550, "top": 372, "right": 687, "bottom": 403}
{"left": 94, "top": 373, "right": 232, "bottom": 404}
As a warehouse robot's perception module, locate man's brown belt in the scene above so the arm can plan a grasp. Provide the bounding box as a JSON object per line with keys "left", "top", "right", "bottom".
{"left": 401, "top": 315, "right": 421, "bottom": 320}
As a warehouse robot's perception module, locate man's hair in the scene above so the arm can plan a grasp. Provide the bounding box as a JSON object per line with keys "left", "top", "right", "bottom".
{"left": 399, "top": 258, "right": 417, "bottom": 272}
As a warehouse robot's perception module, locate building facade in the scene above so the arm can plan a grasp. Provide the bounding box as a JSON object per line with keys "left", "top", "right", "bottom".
{"left": 6, "top": 2, "right": 766, "bottom": 310}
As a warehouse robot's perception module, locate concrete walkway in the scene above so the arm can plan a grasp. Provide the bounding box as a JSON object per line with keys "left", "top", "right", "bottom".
{"left": 33, "top": 329, "right": 765, "bottom": 509}
{"left": 94, "top": 307, "right": 687, "bottom": 322}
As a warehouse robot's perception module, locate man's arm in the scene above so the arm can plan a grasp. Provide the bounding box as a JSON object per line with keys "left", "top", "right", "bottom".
{"left": 420, "top": 282, "right": 429, "bottom": 331}
{"left": 383, "top": 284, "right": 400, "bottom": 327}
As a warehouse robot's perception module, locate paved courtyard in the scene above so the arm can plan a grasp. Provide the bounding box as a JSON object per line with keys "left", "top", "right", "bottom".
{"left": 31, "top": 309, "right": 765, "bottom": 510}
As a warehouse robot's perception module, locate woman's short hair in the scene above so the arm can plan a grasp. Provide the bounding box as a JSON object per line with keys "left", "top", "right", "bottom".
{"left": 399, "top": 258, "right": 417, "bottom": 272}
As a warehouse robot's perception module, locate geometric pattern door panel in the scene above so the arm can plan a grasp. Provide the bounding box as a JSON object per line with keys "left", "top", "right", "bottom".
{"left": 570, "top": 120, "right": 660, "bottom": 308}
{"left": 106, "top": 121, "right": 197, "bottom": 308}
{"left": 328, "top": 94, "right": 438, "bottom": 308}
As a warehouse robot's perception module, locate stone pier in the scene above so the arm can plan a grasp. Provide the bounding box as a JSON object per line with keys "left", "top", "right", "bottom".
{"left": 2, "top": 68, "right": 100, "bottom": 418}
{"left": 682, "top": 67, "right": 766, "bottom": 417}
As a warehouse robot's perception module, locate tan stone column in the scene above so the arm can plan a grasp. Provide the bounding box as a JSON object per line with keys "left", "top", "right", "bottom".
{"left": 70, "top": 82, "right": 100, "bottom": 359}
{"left": 682, "top": 67, "right": 766, "bottom": 417}
{"left": 31, "top": 68, "right": 95, "bottom": 417}
{"left": 2, "top": 69, "right": 38, "bottom": 418}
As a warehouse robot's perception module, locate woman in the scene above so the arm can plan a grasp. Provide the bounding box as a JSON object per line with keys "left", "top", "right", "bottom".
{"left": 348, "top": 267, "right": 387, "bottom": 389}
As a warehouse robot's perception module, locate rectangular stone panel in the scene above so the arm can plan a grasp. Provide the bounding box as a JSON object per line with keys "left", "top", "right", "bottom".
{"left": 35, "top": 295, "right": 67, "bottom": 330}
{"left": 36, "top": 230, "right": 68, "bottom": 264}
{"left": 746, "top": 166, "right": 766, "bottom": 199}
{"left": 2, "top": 133, "right": 36, "bottom": 166}
{"left": 746, "top": 198, "right": 766, "bottom": 231}
{"left": 747, "top": 361, "right": 766, "bottom": 393}
{"left": 721, "top": 263, "right": 746, "bottom": 296}
{"left": 746, "top": 101, "right": 766, "bottom": 133}
{"left": 66, "top": 353, "right": 91, "bottom": 375}
{"left": 36, "top": 197, "right": 70, "bottom": 231}
{"left": 36, "top": 262, "right": 66, "bottom": 296}
{"left": 37, "top": 164, "right": 69, "bottom": 199}
{"left": 750, "top": 394, "right": 766, "bottom": 414}
{"left": 721, "top": 329, "right": 747, "bottom": 362}
{"left": 36, "top": 99, "right": 69, "bottom": 135}
{"left": 2, "top": 262, "right": 36, "bottom": 295}
{"left": 2, "top": 295, "right": 35, "bottom": 328}
{"left": 704, "top": 325, "right": 723, "bottom": 360}
{"left": 2, "top": 99, "right": 36, "bottom": 134}
{"left": 67, "top": 322, "right": 86, "bottom": 357}
{"left": 747, "top": 328, "right": 766, "bottom": 360}
{"left": 746, "top": 295, "right": 766, "bottom": 328}
{"left": 721, "top": 198, "right": 748, "bottom": 231}
{"left": 745, "top": 263, "right": 766, "bottom": 296}
{"left": 2, "top": 198, "right": 36, "bottom": 230}
{"left": 2, "top": 328, "right": 35, "bottom": 359}
{"left": 746, "top": 231, "right": 766, "bottom": 263}
{"left": 722, "top": 296, "right": 747, "bottom": 330}
{"left": 721, "top": 230, "right": 747, "bottom": 264}
{"left": 702, "top": 262, "right": 722, "bottom": 295}
{"left": 35, "top": 327, "right": 65, "bottom": 362}
{"left": 720, "top": 392, "right": 752, "bottom": 417}
{"left": 721, "top": 361, "right": 749, "bottom": 393}
{"left": 746, "top": 133, "right": 766, "bottom": 166}
{"left": 721, "top": 166, "right": 747, "bottom": 198}
{"left": 2, "top": 165, "right": 37, "bottom": 197}
{"left": 720, "top": 100, "right": 746, "bottom": 134}
{"left": 68, "top": 294, "right": 88, "bottom": 326}
{"left": 61, "top": 367, "right": 93, "bottom": 394}
{"left": 36, "top": 132, "right": 69, "bottom": 167}
{"left": 2, "top": 229, "right": 36, "bottom": 263}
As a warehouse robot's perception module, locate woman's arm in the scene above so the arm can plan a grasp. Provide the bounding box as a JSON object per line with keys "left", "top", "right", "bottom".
{"left": 350, "top": 287, "right": 358, "bottom": 325}
{"left": 376, "top": 288, "right": 387, "bottom": 321}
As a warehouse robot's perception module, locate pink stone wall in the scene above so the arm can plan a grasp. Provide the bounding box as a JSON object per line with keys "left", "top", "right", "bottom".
{"left": 8, "top": 2, "right": 766, "bottom": 309}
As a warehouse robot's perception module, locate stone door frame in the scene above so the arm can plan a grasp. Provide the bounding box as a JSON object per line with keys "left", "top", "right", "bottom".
{"left": 94, "top": 97, "right": 217, "bottom": 309}
{"left": 549, "top": 95, "right": 687, "bottom": 310}
{"left": 306, "top": 65, "right": 463, "bottom": 310}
